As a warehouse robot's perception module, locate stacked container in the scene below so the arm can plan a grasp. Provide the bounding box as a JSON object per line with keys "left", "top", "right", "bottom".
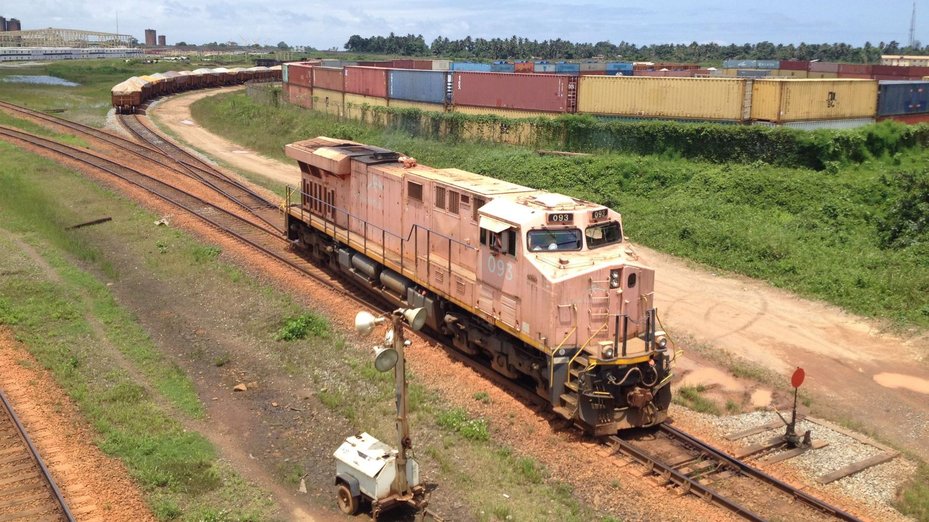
{"left": 877, "top": 81, "right": 929, "bottom": 120}
{"left": 451, "top": 72, "right": 573, "bottom": 116}
{"left": 451, "top": 62, "right": 491, "bottom": 72}
{"left": 577, "top": 76, "right": 748, "bottom": 121}
{"left": 750, "top": 79, "right": 877, "bottom": 123}
{"left": 388, "top": 69, "right": 448, "bottom": 107}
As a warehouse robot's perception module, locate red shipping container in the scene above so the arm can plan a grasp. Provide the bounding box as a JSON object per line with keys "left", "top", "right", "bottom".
{"left": 343, "top": 66, "right": 388, "bottom": 98}
{"left": 779, "top": 60, "right": 810, "bottom": 71}
{"left": 313, "top": 67, "right": 344, "bottom": 91}
{"left": 908, "top": 66, "right": 929, "bottom": 77}
{"left": 878, "top": 113, "right": 929, "bottom": 124}
{"left": 809, "top": 61, "right": 840, "bottom": 73}
{"left": 357, "top": 60, "right": 393, "bottom": 67}
{"left": 872, "top": 64, "right": 910, "bottom": 76}
{"left": 514, "top": 62, "right": 534, "bottom": 73}
{"left": 579, "top": 70, "right": 609, "bottom": 75}
{"left": 452, "top": 72, "right": 573, "bottom": 112}
{"left": 838, "top": 64, "right": 872, "bottom": 75}
{"left": 392, "top": 59, "right": 415, "bottom": 69}
{"left": 286, "top": 83, "right": 313, "bottom": 109}
{"left": 872, "top": 74, "right": 904, "bottom": 81}
{"left": 288, "top": 64, "right": 313, "bottom": 87}
{"left": 412, "top": 60, "right": 434, "bottom": 70}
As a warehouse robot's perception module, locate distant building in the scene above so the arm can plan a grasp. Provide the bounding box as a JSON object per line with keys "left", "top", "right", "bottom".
{"left": 881, "top": 54, "right": 929, "bottom": 67}
{"left": 158, "top": 35, "right": 165, "bottom": 46}
{"left": 144, "top": 28, "right": 156, "bottom": 47}
{"left": 7, "top": 18, "right": 20, "bottom": 31}
{"left": 0, "top": 17, "right": 7, "bottom": 32}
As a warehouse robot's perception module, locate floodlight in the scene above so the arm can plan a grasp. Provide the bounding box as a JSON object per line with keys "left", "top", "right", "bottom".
{"left": 402, "top": 307, "right": 427, "bottom": 332}
{"left": 373, "top": 346, "right": 399, "bottom": 372}
{"left": 355, "top": 311, "right": 385, "bottom": 337}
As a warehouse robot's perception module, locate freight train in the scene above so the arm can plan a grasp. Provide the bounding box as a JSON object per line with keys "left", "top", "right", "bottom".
{"left": 0, "top": 47, "right": 142, "bottom": 62}
{"left": 110, "top": 65, "right": 282, "bottom": 114}
{"left": 283, "top": 137, "right": 673, "bottom": 435}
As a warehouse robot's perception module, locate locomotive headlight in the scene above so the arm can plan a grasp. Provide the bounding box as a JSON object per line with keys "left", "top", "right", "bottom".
{"left": 609, "top": 269, "right": 621, "bottom": 288}
{"left": 655, "top": 333, "right": 668, "bottom": 349}
{"left": 602, "top": 346, "right": 615, "bottom": 359}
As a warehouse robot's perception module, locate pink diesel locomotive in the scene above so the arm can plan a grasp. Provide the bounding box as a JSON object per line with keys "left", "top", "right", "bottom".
{"left": 284, "top": 137, "right": 672, "bottom": 434}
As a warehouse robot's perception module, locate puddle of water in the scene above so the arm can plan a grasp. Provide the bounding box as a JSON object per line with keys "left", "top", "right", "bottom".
{"left": 872, "top": 372, "right": 929, "bottom": 394}
{"left": 1, "top": 75, "right": 79, "bottom": 87}
{"left": 679, "top": 367, "right": 745, "bottom": 393}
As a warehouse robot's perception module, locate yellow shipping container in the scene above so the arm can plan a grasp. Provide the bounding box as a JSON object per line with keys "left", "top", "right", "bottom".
{"left": 774, "top": 70, "right": 809, "bottom": 78}
{"left": 578, "top": 76, "right": 748, "bottom": 121}
{"left": 452, "top": 105, "right": 561, "bottom": 119}
{"left": 807, "top": 72, "right": 838, "bottom": 79}
{"left": 388, "top": 99, "right": 447, "bottom": 113}
{"left": 750, "top": 79, "right": 878, "bottom": 122}
{"left": 312, "top": 88, "right": 344, "bottom": 117}
{"left": 344, "top": 93, "right": 388, "bottom": 107}
{"left": 720, "top": 68, "right": 739, "bottom": 76}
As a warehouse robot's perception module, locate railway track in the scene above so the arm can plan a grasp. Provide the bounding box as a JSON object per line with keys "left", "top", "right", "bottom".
{"left": 0, "top": 389, "right": 74, "bottom": 522}
{"left": 0, "top": 114, "right": 867, "bottom": 522}
{"left": 0, "top": 101, "right": 282, "bottom": 234}
{"left": 609, "top": 424, "right": 861, "bottom": 521}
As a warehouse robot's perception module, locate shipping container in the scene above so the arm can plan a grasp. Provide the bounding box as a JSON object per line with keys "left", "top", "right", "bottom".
{"left": 388, "top": 99, "right": 447, "bottom": 112}
{"left": 392, "top": 59, "right": 415, "bottom": 69}
{"left": 840, "top": 73, "right": 874, "bottom": 79}
{"left": 555, "top": 63, "right": 581, "bottom": 74}
{"left": 872, "top": 64, "right": 911, "bottom": 77}
{"left": 723, "top": 59, "right": 757, "bottom": 69}
{"left": 750, "top": 79, "right": 878, "bottom": 122}
{"left": 577, "top": 76, "right": 748, "bottom": 121}
{"left": 311, "top": 88, "right": 344, "bottom": 116}
{"left": 838, "top": 64, "right": 872, "bottom": 75}
{"left": 720, "top": 68, "right": 739, "bottom": 77}
{"left": 737, "top": 69, "right": 771, "bottom": 78}
{"left": 313, "top": 67, "right": 344, "bottom": 91}
{"left": 344, "top": 92, "right": 388, "bottom": 107}
{"left": 605, "top": 62, "right": 634, "bottom": 74}
{"left": 356, "top": 60, "right": 393, "bottom": 67}
{"left": 452, "top": 105, "right": 561, "bottom": 119}
{"left": 779, "top": 60, "right": 811, "bottom": 71}
{"left": 285, "top": 83, "right": 313, "bottom": 109}
{"left": 452, "top": 72, "right": 574, "bottom": 112}
{"left": 877, "top": 81, "right": 929, "bottom": 116}
{"left": 809, "top": 62, "right": 840, "bottom": 73}
{"left": 908, "top": 66, "right": 929, "bottom": 77}
{"left": 752, "top": 118, "right": 875, "bottom": 130}
{"left": 343, "top": 66, "right": 389, "bottom": 98}
{"left": 388, "top": 69, "right": 448, "bottom": 104}
{"left": 775, "top": 69, "right": 809, "bottom": 78}
{"left": 580, "top": 62, "right": 607, "bottom": 72}
{"left": 637, "top": 70, "right": 697, "bottom": 77}
{"left": 451, "top": 62, "right": 492, "bottom": 72}
{"left": 756, "top": 60, "right": 780, "bottom": 69}
{"left": 534, "top": 63, "right": 557, "bottom": 73}
{"left": 432, "top": 60, "right": 451, "bottom": 71}
{"left": 807, "top": 72, "right": 839, "bottom": 79}
{"left": 490, "top": 62, "right": 516, "bottom": 73}
{"left": 877, "top": 112, "right": 929, "bottom": 124}
{"left": 514, "top": 61, "right": 534, "bottom": 73}
{"left": 287, "top": 63, "right": 313, "bottom": 87}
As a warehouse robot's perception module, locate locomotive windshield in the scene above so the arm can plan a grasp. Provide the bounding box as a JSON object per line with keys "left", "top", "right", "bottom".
{"left": 527, "top": 229, "right": 582, "bottom": 251}
{"left": 585, "top": 221, "right": 623, "bottom": 249}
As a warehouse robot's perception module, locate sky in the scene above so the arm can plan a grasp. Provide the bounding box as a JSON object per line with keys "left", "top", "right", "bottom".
{"left": 4, "top": 0, "right": 922, "bottom": 49}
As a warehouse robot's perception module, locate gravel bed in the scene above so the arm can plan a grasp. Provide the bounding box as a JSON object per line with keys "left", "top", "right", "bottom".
{"left": 701, "top": 411, "right": 915, "bottom": 519}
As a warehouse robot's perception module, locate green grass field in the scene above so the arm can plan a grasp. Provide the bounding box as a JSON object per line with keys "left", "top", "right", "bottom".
{"left": 192, "top": 92, "right": 929, "bottom": 331}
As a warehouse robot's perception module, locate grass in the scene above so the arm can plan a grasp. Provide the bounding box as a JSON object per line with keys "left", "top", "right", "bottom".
{"left": 896, "top": 463, "right": 929, "bottom": 521}
{"left": 0, "top": 142, "right": 274, "bottom": 519}
{"left": 673, "top": 385, "right": 721, "bottom": 415}
{"left": 192, "top": 91, "right": 929, "bottom": 331}
{"left": 273, "top": 312, "right": 330, "bottom": 341}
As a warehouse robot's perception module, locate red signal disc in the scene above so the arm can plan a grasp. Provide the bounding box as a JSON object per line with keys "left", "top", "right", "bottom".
{"left": 791, "top": 367, "right": 805, "bottom": 388}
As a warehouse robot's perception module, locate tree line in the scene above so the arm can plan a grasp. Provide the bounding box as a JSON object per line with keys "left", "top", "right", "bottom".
{"left": 344, "top": 33, "right": 924, "bottom": 63}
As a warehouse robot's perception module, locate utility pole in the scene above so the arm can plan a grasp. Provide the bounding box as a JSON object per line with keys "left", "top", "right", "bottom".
{"left": 910, "top": 0, "right": 917, "bottom": 48}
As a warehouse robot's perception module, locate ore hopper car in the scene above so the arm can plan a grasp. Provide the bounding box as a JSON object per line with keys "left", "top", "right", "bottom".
{"left": 284, "top": 137, "right": 673, "bottom": 435}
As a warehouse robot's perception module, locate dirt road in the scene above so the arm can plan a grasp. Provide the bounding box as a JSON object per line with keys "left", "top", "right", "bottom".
{"left": 150, "top": 89, "right": 929, "bottom": 460}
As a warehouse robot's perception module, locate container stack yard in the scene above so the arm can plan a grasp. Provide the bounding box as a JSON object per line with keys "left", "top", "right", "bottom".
{"left": 280, "top": 57, "right": 929, "bottom": 128}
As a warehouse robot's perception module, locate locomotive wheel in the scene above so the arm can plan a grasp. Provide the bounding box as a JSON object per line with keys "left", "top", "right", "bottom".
{"left": 337, "top": 483, "right": 359, "bottom": 515}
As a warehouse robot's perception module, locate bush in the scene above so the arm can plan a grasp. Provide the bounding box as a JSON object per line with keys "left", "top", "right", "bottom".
{"left": 436, "top": 408, "right": 490, "bottom": 441}
{"left": 273, "top": 313, "right": 330, "bottom": 341}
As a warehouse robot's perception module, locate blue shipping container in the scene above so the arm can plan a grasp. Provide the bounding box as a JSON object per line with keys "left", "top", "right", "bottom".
{"left": 534, "top": 63, "right": 557, "bottom": 73}
{"left": 723, "top": 59, "right": 757, "bottom": 68}
{"left": 388, "top": 69, "right": 448, "bottom": 104}
{"left": 878, "top": 81, "right": 929, "bottom": 116}
{"left": 555, "top": 63, "right": 580, "bottom": 74}
{"left": 737, "top": 69, "right": 770, "bottom": 78}
{"left": 756, "top": 60, "right": 780, "bottom": 69}
{"left": 605, "top": 62, "right": 633, "bottom": 72}
{"left": 490, "top": 63, "right": 515, "bottom": 72}
{"left": 451, "top": 62, "right": 491, "bottom": 72}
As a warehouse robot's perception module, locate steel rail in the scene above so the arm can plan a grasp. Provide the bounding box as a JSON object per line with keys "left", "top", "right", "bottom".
{"left": 0, "top": 389, "right": 75, "bottom": 522}
{"left": 658, "top": 424, "right": 861, "bottom": 522}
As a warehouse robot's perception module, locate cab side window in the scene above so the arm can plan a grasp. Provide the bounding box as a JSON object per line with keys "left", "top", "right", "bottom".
{"left": 480, "top": 228, "right": 517, "bottom": 257}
